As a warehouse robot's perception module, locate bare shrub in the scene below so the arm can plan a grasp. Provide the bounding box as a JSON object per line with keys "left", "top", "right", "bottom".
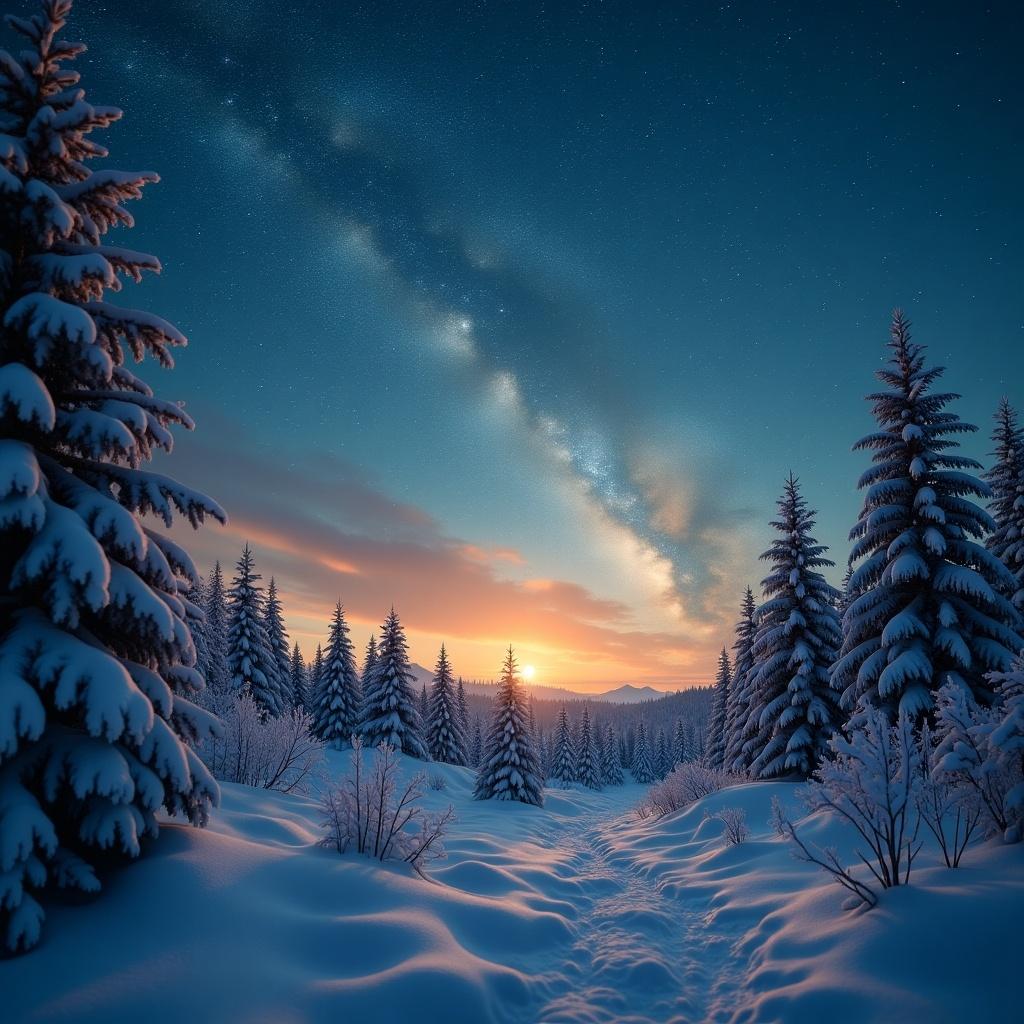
{"left": 636, "top": 762, "right": 745, "bottom": 819}
{"left": 708, "top": 806, "right": 749, "bottom": 845}
{"left": 428, "top": 773, "right": 448, "bottom": 791}
{"left": 916, "top": 722, "right": 982, "bottom": 868}
{"left": 773, "top": 706, "right": 923, "bottom": 910}
{"left": 202, "top": 690, "right": 323, "bottom": 793}
{"left": 320, "top": 738, "right": 455, "bottom": 872}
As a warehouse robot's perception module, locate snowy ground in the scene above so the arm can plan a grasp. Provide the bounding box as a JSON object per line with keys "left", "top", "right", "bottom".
{"left": 3, "top": 753, "right": 1021, "bottom": 1023}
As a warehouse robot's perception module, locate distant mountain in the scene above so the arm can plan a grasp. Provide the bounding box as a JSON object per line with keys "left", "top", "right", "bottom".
{"left": 591, "top": 683, "right": 671, "bottom": 704}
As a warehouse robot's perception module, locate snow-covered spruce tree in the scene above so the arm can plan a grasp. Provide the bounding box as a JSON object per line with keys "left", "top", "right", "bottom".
{"left": 456, "top": 675, "right": 469, "bottom": 737}
{"left": 985, "top": 398, "right": 1024, "bottom": 611}
{"left": 310, "top": 642, "right": 324, "bottom": 706}
{"left": 655, "top": 728, "right": 673, "bottom": 780}
{"left": 0, "top": 0, "right": 224, "bottom": 953}
{"left": 427, "top": 644, "right": 467, "bottom": 765}
{"left": 418, "top": 683, "right": 429, "bottom": 738}
{"left": 469, "top": 715, "right": 483, "bottom": 768}
{"left": 200, "top": 559, "right": 229, "bottom": 695}
{"left": 359, "top": 607, "right": 428, "bottom": 758}
{"left": 705, "top": 647, "right": 731, "bottom": 769}
{"left": 834, "top": 312, "right": 1023, "bottom": 723}
{"left": 576, "top": 705, "right": 601, "bottom": 790}
{"left": 723, "top": 587, "right": 756, "bottom": 773}
{"left": 631, "top": 722, "right": 655, "bottom": 784}
{"left": 741, "top": 475, "right": 842, "bottom": 779}
{"left": 673, "top": 718, "right": 688, "bottom": 766}
{"left": 550, "top": 705, "right": 577, "bottom": 785}
{"left": 362, "top": 631, "right": 377, "bottom": 685}
{"left": 474, "top": 647, "right": 544, "bottom": 805}
{"left": 262, "top": 576, "right": 291, "bottom": 706}
{"left": 601, "top": 722, "right": 624, "bottom": 785}
{"left": 226, "top": 544, "right": 282, "bottom": 716}
{"left": 289, "top": 641, "right": 308, "bottom": 710}
{"left": 312, "top": 602, "right": 360, "bottom": 746}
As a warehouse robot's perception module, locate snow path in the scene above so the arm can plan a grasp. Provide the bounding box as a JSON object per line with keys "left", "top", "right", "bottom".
{"left": 523, "top": 794, "right": 743, "bottom": 1024}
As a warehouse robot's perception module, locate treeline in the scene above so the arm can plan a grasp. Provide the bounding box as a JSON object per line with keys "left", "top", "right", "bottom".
{"left": 702, "top": 313, "right": 1024, "bottom": 844}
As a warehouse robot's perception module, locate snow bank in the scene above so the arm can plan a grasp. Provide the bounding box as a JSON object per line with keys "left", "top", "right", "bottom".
{"left": 3, "top": 759, "right": 1020, "bottom": 1023}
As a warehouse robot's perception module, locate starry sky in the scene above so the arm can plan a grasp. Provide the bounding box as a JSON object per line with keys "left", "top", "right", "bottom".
{"left": 46, "top": 0, "right": 1023, "bottom": 688}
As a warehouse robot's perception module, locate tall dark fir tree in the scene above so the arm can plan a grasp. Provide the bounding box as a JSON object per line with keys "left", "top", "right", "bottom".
{"left": 833, "top": 312, "right": 1023, "bottom": 722}
{"left": 0, "top": 0, "right": 222, "bottom": 952}
{"left": 427, "top": 644, "right": 467, "bottom": 766}
{"left": 313, "top": 602, "right": 361, "bottom": 746}
{"left": 226, "top": 545, "right": 281, "bottom": 716}
{"left": 985, "top": 398, "right": 1024, "bottom": 611}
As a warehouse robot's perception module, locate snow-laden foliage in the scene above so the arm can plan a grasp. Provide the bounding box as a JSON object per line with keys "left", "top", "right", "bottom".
{"left": 707, "top": 806, "right": 749, "bottom": 846}
{"left": 655, "top": 727, "right": 673, "bottom": 780}
{"left": 359, "top": 608, "right": 428, "bottom": 759}
{"left": 456, "top": 676, "right": 469, "bottom": 739}
{"left": 635, "top": 762, "right": 743, "bottom": 819}
{"left": 987, "top": 659, "right": 1024, "bottom": 840}
{"left": 262, "top": 577, "right": 291, "bottom": 706}
{"left": 705, "top": 647, "right": 731, "bottom": 769}
{"left": 474, "top": 647, "right": 544, "bottom": 805}
{"left": 197, "top": 560, "right": 229, "bottom": 696}
{"left": 319, "top": 738, "right": 454, "bottom": 870}
{"left": 932, "top": 680, "right": 1020, "bottom": 841}
{"left": 631, "top": 721, "right": 655, "bottom": 784}
{"left": 575, "top": 705, "right": 601, "bottom": 790}
{"left": 673, "top": 717, "right": 693, "bottom": 765}
{"left": 201, "top": 690, "right": 322, "bottom": 793}
{"left": 833, "top": 312, "right": 1023, "bottom": 722}
{"left": 600, "top": 721, "right": 624, "bottom": 785}
{"left": 288, "top": 641, "right": 308, "bottom": 710}
{"left": 0, "top": 0, "right": 223, "bottom": 953}
{"left": 426, "top": 644, "right": 467, "bottom": 766}
{"left": 985, "top": 398, "right": 1024, "bottom": 610}
{"left": 723, "top": 587, "right": 756, "bottom": 773}
{"left": 469, "top": 716, "right": 483, "bottom": 768}
{"left": 312, "top": 602, "right": 360, "bottom": 747}
{"left": 310, "top": 643, "right": 324, "bottom": 707}
{"left": 549, "top": 705, "right": 576, "bottom": 786}
{"left": 780, "top": 706, "right": 923, "bottom": 908}
{"left": 741, "top": 475, "right": 842, "bottom": 778}
{"left": 226, "top": 545, "right": 283, "bottom": 716}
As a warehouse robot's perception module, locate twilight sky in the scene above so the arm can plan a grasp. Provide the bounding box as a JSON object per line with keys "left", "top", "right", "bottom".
{"left": 52, "top": 0, "right": 1022, "bottom": 689}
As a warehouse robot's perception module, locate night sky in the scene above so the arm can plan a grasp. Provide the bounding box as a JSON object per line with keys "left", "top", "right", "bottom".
{"left": 42, "top": 1, "right": 1023, "bottom": 687}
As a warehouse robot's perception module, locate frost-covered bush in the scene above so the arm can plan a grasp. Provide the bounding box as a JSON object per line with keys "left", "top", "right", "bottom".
{"left": 428, "top": 772, "right": 447, "bottom": 791}
{"left": 708, "top": 806, "right": 749, "bottom": 846}
{"left": 320, "top": 738, "right": 455, "bottom": 872}
{"left": 0, "top": 1, "right": 223, "bottom": 953}
{"left": 202, "top": 691, "right": 322, "bottom": 794}
{"left": 774, "top": 707, "right": 923, "bottom": 909}
{"left": 636, "top": 763, "right": 744, "bottom": 819}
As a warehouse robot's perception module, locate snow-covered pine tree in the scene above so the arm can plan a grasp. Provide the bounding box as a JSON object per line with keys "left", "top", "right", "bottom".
{"left": 310, "top": 643, "right": 324, "bottom": 708}
{"left": 427, "top": 644, "right": 467, "bottom": 765}
{"left": 985, "top": 398, "right": 1024, "bottom": 611}
{"left": 470, "top": 715, "right": 483, "bottom": 768}
{"left": 189, "top": 572, "right": 211, "bottom": 695}
{"left": 456, "top": 675, "right": 469, "bottom": 737}
{"left": 0, "top": 0, "right": 224, "bottom": 953}
{"left": 418, "top": 683, "right": 429, "bottom": 738}
{"left": 359, "top": 608, "right": 428, "bottom": 758}
{"left": 550, "top": 705, "right": 577, "bottom": 785}
{"left": 312, "top": 602, "right": 361, "bottom": 746}
{"left": 740, "top": 475, "right": 842, "bottom": 779}
{"left": 705, "top": 648, "right": 731, "bottom": 769}
{"left": 289, "top": 642, "right": 308, "bottom": 710}
{"left": 833, "top": 312, "right": 1023, "bottom": 722}
{"left": 723, "top": 587, "right": 756, "bottom": 773}
{"left": 655, "top": 728, "right": 673, "bottom": 780}
{"left": 673, "top": 718, "right": 688, "bottom": 766}
{"left": 631, "top": 721, "right": 655, "bottom": 784}
{"left": 576, "top": 705, "right": 601, "bottom": 789}
{"left": 262, "top": 577, "right": 292, "bottom": 708}
{"left": 201, "top": 560, "right": 230, "bottom": 695}
{"left": 601, "top": 722, "right": 624, "bottom": 785}
{"left": 474, "top": 647, "right": 544, "bottom": 804}
{"left": 226, "top": 545, "right": 282, "bottom": 716}
{"left": 988, "top": 657, "right": 1024, "bottom": 840}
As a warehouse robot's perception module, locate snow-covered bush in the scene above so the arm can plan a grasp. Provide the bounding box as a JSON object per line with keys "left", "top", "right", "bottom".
{"left": 932, "top": 681, "right": 1021, "bottom": 841}
{"left": 636, "top": 763, "right": 744, "bottom": 819}
{"left": 202, "top": 691, "right": 322, "bottom": 794}
{"left": 319, "top": 739, "right": 455, "bottom": 872}
{"left": 0, "top": 0, "right": 224, "bottom": 953}
{"left": 428, "top": 773, "right": 447, "bottom": 791}
{"left": 774, "top": 707, "right": 923, "bottom": 909}
{"left": 709, "top": 806, "right": 749, "bottom": 846}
